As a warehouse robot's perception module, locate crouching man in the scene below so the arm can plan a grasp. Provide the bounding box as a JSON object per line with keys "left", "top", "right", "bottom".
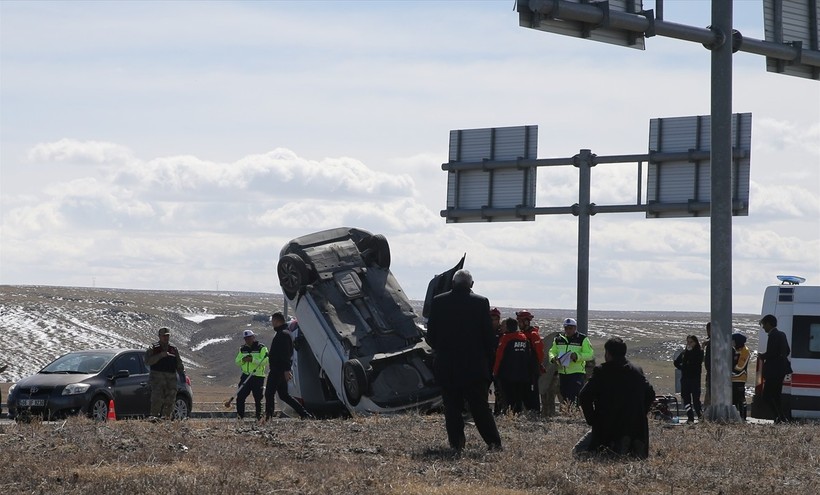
{"left": 573, "top": 337, "right": 655, "bottom": 459}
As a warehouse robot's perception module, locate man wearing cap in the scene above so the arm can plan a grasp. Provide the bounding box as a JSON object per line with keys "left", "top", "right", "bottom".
{"left": 549, "top": 317, "right": 594, "bottom": 407}
{"left": 516, "top": 310, "right": 544, "bottom": 412}
{"left": 145, "top": 327, "right": 185, "bottom": 419}
{"left": 234, "top": 329, "right": 269, "bottom": 420}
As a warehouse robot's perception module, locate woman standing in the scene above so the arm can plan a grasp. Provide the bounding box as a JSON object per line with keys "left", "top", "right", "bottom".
{"left": 673, "top": 335, "right": 704, "bottom": 424}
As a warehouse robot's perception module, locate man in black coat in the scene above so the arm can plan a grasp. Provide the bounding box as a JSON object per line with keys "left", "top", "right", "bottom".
{"left": 264, "top": 312, "right": 313, "bottom": 420}
{"left": 574, "top": 337, "right": 655, "bottom": 459}
{"left": 426, "top": 269, "right": 502, "bottom": 452}
{"left": 759, "top": 314, "right": 792, "bottom": 423}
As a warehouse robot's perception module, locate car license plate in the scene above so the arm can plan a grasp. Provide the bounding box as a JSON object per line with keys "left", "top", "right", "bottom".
{"left": 19, "top": 399, "right": 45, "bottom": 407}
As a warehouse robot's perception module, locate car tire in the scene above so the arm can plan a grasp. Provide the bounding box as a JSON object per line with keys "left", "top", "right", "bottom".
{"left": 278, "top": 254, "right": 309, "bottom": 299}
{"left": 173, "top": 395, "right": 191, "bottom": 420}
{"left": 342, "top": 359, "right": 368, "bottom": 406}
{"left": 88, "top": 395, "right": 109, "bottom": 422}
{"left": 359, "top": 234, "right": 391, "bottom": 269}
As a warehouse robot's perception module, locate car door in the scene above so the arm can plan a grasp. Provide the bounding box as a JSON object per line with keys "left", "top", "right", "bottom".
{"left": 110, "top": 352, "right": 151, "bottom": 417}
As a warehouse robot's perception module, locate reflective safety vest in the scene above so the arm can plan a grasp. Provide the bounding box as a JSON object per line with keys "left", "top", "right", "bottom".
{"left": 548, "top": 332, "right": 594, "bottom": 375}
{"left": 235, "top": 341, "right": 269, "bottom": 377}
{"left": 732, "top": 346, "right": 750, "bottom": 383}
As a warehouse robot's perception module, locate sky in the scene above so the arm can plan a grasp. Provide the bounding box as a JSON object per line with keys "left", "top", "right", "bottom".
{"left": 1, "top": 0, "right": 818, "bottom": 314}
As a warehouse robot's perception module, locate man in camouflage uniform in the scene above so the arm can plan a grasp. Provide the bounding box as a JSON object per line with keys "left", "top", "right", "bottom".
{"left": 145, "top": 327, "right": 185, "bottom": 419}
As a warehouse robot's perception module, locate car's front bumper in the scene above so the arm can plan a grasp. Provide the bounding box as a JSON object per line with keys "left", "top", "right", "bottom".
{"left": 8, "top": 391, "right": 91, "bottom": 419}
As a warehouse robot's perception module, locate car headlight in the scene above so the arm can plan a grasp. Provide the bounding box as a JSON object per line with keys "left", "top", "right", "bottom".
{"left": 62, "top": 383, "right": 91, "bottom": 396}
{"left": 8, "top": 383, "right": 16, "bottom": 395}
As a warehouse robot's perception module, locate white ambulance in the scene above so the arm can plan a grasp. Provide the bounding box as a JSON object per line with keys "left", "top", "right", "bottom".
{"left": 752, "top": 276, "right": 820, "bottom": 420}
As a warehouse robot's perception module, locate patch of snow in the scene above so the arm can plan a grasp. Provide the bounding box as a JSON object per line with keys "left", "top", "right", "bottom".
{"left": 182, "top": 313, "right": 224, "bottom": 323}
{"left": 192, "top": 337, "right": 232, "bottom": 352}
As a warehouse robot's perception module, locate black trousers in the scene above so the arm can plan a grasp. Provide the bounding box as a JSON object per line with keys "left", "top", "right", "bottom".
{"left": 236, "top": 374, "right": 264, "bottom": 419}
{"left": 559, "top": 373, "right": 586, "bottom": 406}
{"left": 731, "top": 382, "right": 747, "bottom": 420}
{"left": 265, "top": 371, "right": 310, "bottom": 419}
{"left": 441, "top": 380, "right": 501, "bottom": 450}
{"left": 762, "top": 377, "right": 787, "bottom": 422}
{"left": 680, "top": 376, "right": 702, "bottom": 421}
{"left": 500, "top": 380, "right": 530, "bottom": 415}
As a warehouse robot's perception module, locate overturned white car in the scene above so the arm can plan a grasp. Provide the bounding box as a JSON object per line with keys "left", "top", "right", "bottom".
{"left": 277, "top": 227, "right": 441, "bottom": 415}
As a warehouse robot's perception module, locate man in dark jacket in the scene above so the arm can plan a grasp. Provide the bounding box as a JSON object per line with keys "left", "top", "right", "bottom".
{"left": 426, "top": 269, "right": 502, "bottom": 452}
{"left": 264, "top": 312, "right": 313, "bottom": 420}
{"left": 759, "top": 314, "right": 792, "bottom": 423}
{"left": 574, "top": 337, "right": 655, "bottom": 459}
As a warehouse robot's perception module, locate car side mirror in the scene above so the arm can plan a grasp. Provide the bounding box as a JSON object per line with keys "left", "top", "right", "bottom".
{"left": 113, "top": 369, "right": 130, "bottom": 379}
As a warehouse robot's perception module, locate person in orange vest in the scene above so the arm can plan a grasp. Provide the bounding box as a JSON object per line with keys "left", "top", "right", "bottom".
{"left": 516, "top": 310, "right": 544, "bottom": 412}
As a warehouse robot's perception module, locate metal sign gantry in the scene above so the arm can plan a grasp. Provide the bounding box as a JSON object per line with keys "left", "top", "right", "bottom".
{"left": 441, "top": 0, "right": 817, "bottom": 422}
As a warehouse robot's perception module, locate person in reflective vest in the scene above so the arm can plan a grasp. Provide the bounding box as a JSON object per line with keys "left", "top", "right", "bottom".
{"left": 234, "top": 329, "right": 269, "bottom": 420}
{"left": 549, "top": 317, "right": 594, "bottom": 407}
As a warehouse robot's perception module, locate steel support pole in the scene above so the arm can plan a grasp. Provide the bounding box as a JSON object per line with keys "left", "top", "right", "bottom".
{"left": 575, "top": 149, "right": 593, "bottom": 333}
{"left": 707, "top": 0, "right": 740, "bottom": 423}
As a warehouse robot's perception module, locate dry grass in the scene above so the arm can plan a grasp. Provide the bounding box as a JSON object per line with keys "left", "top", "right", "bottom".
{"left": 1, "top": 411, "right": 816, "bottom": 494}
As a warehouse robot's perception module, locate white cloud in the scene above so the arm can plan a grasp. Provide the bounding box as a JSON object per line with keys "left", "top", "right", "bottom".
{"left": 750, "top": 181, "right": 820, "bottom": 219}
{"left": 28, "top": 139, "right": 134, "bottom": 165}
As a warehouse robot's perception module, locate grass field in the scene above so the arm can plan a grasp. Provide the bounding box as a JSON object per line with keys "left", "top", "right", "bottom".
{"left": 5, "top": 286, "right": 795, "bottom": 493}
{"left": 1, "top": 410, "right": 816, "bottom": 494}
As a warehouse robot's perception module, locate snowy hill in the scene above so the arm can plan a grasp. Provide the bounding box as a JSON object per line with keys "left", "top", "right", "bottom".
{"left": 0, "top": 285, "right": 281, "bottom": 386}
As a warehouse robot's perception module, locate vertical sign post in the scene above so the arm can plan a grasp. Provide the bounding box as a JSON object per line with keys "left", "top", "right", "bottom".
{"left": 708, "top": 1, "right": 738, "bottom": 420}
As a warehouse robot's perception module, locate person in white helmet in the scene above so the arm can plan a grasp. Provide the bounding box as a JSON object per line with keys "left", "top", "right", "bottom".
{"left": 548, "top": 317, "right": 594, "bottom": 407}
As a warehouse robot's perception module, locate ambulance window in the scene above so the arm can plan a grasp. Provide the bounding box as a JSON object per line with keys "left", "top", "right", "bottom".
{"left": 810, "top": 324, "right": 820, "bottom": 353}
{"left": 791, "top": 316, "right": 820, "bottom": 359}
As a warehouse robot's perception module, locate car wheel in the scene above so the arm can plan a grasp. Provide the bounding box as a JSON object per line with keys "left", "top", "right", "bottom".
{"left": 342, "top": 359, "right": 368, "bottom": 406}
{"left": 359, "top": 234, "right": 391, "bottom": 269}
{"left": 88, "top": 396, "right": 109, "bottom": 422}
{"left": 278, "top": 253, "right": 309, "bottom": 299}
{"left": 172, "top": 395, "right": 191, "bottom": 420}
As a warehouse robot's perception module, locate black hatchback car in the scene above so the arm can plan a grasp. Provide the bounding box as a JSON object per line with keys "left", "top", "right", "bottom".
{"left": 7, "top": 349, "right": 193, "bottom": 421}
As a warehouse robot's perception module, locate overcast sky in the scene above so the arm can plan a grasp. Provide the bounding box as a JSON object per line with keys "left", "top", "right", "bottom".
{"left": 1, "top": 1, "right": 818, "bottom": 314}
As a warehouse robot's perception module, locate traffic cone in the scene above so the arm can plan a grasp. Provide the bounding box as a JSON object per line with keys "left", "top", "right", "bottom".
{"left": 107, "top": 399, "right": 117, "bottom": 421}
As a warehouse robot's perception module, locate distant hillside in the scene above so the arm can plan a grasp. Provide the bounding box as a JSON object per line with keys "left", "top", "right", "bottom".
{"left": 0, "top": 285, "right": 762, "bottom": 395}
{"left": 0, "top": 285, "right": 280, "bottom": 387}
